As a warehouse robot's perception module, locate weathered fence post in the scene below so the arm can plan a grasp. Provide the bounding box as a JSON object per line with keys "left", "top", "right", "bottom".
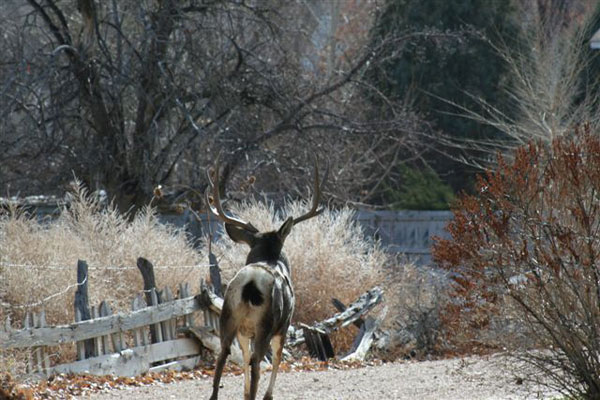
{"left": 208, "top": 253, "right": 223, "bottom": 298}
{"left": 74, "top": 260, "right": 95, "bottom": 359}
{"left": 137, "top": 257, "right": 161, "bottom": 343}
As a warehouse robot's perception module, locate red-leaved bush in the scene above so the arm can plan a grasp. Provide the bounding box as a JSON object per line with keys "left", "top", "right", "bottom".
{"left": 433, "top": 126, "right": 600, "bottom": 399}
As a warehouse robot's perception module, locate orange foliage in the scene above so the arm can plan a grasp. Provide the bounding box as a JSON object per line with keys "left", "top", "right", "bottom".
{"left": 433, "top": 125, "right": 600, "bottom": 356}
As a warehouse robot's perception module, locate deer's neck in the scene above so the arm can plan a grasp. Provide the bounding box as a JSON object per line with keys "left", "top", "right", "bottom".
{"left": 245, "top": 247, "right": 289, "bottom": 269}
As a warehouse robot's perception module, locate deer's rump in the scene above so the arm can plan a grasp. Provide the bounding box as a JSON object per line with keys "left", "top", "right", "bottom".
{"left": 241, "top": 280, "right": 264, "bottom": 306}
{"left": 223, "top": 262, "right": 294, "bottom": 338}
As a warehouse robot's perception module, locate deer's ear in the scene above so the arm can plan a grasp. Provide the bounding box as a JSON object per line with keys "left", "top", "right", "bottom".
{"left": 277, "top": 217, "right": 294, "bottom": 241}
{"left": 225, "top": 224, "right": 257, "bottom": 246}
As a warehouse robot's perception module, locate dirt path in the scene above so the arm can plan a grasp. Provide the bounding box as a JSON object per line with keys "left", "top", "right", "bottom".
{"left": 86, "top": 355, "right": 558, "bottom": 400}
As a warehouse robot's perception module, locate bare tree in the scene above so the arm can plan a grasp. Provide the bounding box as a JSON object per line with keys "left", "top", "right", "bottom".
{"left": 435, "top": 0, "right": 600, "bottom": 170}
{"left": 0, "top": 0, "right": 431, "bottom": 212}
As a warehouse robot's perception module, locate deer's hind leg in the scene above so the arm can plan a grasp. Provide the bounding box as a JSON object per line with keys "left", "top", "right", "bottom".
{"left": 209, "top": 310, "right": 237, "bottom": 400}
{"left": 263, "top": 334, "right": 284, "bottom": 400}
{"left": 238, "top": 333, "right": 252, "bottom": 400}
{"left": 249, "top": 331, "right": 271, "bottom": 400}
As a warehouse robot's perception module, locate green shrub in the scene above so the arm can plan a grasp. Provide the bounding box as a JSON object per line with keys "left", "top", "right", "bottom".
{"left": 383, "top": 165, "right": 455, "bottom": 210}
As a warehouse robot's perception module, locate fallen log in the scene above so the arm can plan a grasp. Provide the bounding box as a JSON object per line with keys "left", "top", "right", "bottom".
{"left": 342, "top": 306, "right": 387, "bottom": 361}
{"left": 286, "top": 286, "right": 384, "bottom": 347}
{"left": 331, "top": 298, "right": 364, "bottom": 330}
{"left": 300, "top": 323, "right": 335, "bottom": 361}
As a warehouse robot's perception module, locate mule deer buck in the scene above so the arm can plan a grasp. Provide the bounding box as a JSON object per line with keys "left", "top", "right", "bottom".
{"left": 207, "top": 156, "right": 327, "bottom": 400}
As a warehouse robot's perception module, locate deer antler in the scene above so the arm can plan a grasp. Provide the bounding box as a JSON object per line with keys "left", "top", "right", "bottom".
{"left": 206, "top": 153, "right": 259, "bottom": 233}
{"left": 292, "top": 157, "right": 329, "bottom": 226}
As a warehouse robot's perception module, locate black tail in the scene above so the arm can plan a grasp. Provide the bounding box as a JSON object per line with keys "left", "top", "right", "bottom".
{"left": 242, "top": 281, "right": 264, "bottom": 306}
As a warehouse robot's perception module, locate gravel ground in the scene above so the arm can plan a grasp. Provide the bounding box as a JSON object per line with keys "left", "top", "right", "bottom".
{"left": 86, "top": 354, "right": 559, "bottom": 400}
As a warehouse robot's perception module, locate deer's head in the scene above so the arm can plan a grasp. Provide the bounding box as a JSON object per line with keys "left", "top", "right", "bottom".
{"left": 206, "top": 155, "right": 327, "bottom": 266}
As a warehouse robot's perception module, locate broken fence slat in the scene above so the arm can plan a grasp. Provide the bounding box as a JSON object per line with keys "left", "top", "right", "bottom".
{"left": 37, "top": 311, "right": 51, "bottom": 371}
{"left": 150, "top": 289, "right": 163, "bottom": 343}
{"left": 198, "top": 279, "right": 223, "bottom": 336}
{"left": 348, "top": 318, "right": 367, "bottom": 354}
{"left": 131, "top": 294, "right": 147, "bottom": 347}
{"left": 302, "top": 326, "right": 334, "bottom": 361}
{"left": 163, "top": 287, "right": 177, "bottom": 340}
{"left": 198, "top": 279, "right": 224, "bottom": 313}
{"left": 92, "top": 306, "right": 102, "bottom": 356}
{"left": 23, "top": 313, "right": 33, "bottom": 373}
{"left": 98, "top": 301, "right": 113, "bottom": 354}
{"left": 179, "top": 283, "right": 193, "bottom": 328}
{"left": 321, "top": 287, "right": 383, "bottom": 330}
{"left": 342, "top": 306, "right": 388, "bottom": 362}
{"left": 287, "top": 286, "right": 384, "bottom": 347}
{"left": 33, "top": 313, "right": 43, "bottom": 371}
{"left": 331, "top": 298, "right": 364, "bottom": 330}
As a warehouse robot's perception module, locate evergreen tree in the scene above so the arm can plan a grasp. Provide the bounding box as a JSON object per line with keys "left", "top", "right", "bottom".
{"left": 369, "top": 0, "right": 518, "bottom": 194}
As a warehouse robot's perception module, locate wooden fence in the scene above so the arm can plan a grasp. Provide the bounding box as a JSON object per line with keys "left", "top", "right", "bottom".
{"left": 0, "top": 258, "right": 385, "bottom": 377}
{"left": 0, "top": 258, "right": 223, "bottom": 377}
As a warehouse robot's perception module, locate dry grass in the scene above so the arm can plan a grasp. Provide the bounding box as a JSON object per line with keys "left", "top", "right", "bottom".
{"left": 0, "top": 183, "right": 204, "bottom": 376}
{"left": 0, "top": 188, "right": 395, "bottom": 373}
{"left": 0, "top": 181, "right": 203, "bottom": 328}
{"left": 205, "top": 200, "right": 389, "bottom": 349}
{"left": 378, "top": 262, "right": 449, "bottom": 359}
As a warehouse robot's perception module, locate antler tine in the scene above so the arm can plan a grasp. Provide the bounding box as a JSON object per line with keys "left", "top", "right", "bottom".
{"left": 206, "top": 154, "right": 258, "bottom": 233}
{"left": 292, "top": 157, "right": 328, "bottom": 226}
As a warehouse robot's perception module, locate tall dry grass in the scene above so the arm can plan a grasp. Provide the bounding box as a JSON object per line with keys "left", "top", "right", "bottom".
{"left": 0, "top": 181, "right": 204, "bottom": 329}
{"left": 1, "top": 186, "right": 391, "bottom": 372}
